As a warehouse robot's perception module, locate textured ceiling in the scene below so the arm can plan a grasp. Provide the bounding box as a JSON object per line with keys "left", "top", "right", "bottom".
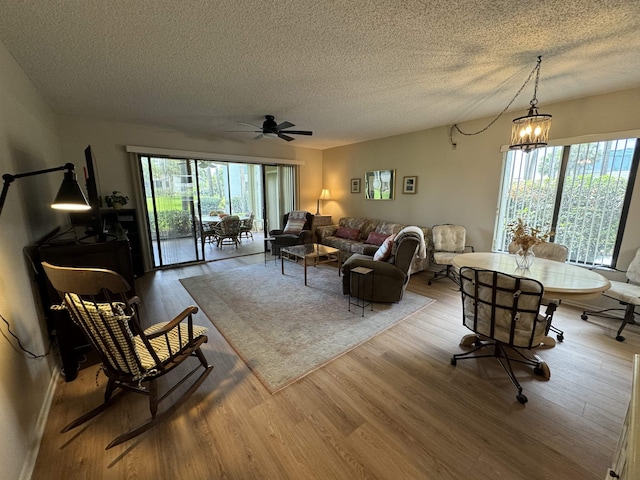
{"left": 1, "top": 0, "right": 639, "bottom": 150}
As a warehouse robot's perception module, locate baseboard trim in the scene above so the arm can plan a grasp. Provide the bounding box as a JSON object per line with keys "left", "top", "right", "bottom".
{"left": 19, "top": 365, "right": 60, "bottom": 480}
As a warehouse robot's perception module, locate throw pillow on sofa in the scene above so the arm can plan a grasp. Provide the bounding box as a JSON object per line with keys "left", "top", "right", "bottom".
{"left": 364, "top": 231, "right": 389, "bottom": 246}
{"left": 283, "top": 218, "right": 306, "bottom": 234}
{"left": 335, "top": 226, "right": 360, "bottom": 240}
{"left": 373, "top": 234, "right": 396, "bottom": 261}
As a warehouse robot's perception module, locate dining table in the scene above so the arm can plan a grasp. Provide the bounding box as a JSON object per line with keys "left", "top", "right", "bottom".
{"left": 451, "top": 252, "right": 611, "bottom": 302}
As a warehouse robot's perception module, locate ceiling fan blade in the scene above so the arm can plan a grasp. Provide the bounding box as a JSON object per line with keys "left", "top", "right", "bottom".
{"left": 253, "top": 134, "right": 264, "bottom": 140}
{"left": 277, "top": 133, "right": 295, "bottom": 142}
{"left": 277, "top": 121, "right": 295, "bottom": 130}
{"left": 280, "top": 130, "right": 313, "bottom": 136}
{"left": 239, "top": 121, "right": 262, "bottom": 129}
{"left": 227, "top": 130, "right": 261, "bottom": 133}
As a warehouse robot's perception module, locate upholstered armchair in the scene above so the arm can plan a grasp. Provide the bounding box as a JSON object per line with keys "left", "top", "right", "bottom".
{"left": 428, "top": 224, "right": 474, "bottom": 285}
{"left": 341, "top": 227, "right": 425, "bottom": 303}
{"left": 268, "top": 211, "right": 314, "bottom": 256}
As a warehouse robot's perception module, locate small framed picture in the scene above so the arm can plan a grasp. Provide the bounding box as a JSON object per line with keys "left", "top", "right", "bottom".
{"left": 351, "top": 178, "right": 361, "bottom": 194}
{"left": 403, "top": 176, "right": 417, "bottom": 194}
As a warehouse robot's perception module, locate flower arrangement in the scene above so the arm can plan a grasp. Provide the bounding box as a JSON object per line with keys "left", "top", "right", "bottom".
{"left": 104, "top": 191, "right": 129, "bottom": 208}
{"left": 507, "top": 218, "right": 551, "bottom": 254}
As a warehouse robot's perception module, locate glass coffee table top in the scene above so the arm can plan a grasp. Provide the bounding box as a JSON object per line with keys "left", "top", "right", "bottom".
{"left": 280, "top": 243, "right": 341, "bottom": 285}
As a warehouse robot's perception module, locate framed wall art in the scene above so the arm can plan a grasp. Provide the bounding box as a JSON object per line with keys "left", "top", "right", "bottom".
{"left": 350, "top": 178, "right": 361, "bottom": 194}
{"left": 365, "top": 169, "right": 395, "bottom": 200}
{"left": 403, "top": 176, "right": 417, "bottom": 194}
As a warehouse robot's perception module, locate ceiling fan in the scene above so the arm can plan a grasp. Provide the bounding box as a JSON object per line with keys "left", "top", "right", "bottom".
{"left": 230, "top": 115, "right": 313, "bottom": 142}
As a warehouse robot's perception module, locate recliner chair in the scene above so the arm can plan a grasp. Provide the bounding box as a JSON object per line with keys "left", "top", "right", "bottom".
{"left": 341, "top": 227, "right": 424, "bottom": 303}
{"left": 269, "top": 211, "right": 314, "bottom": 256}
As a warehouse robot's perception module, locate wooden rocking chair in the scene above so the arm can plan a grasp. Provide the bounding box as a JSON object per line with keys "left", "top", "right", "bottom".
{"left": 42, "top": 262, "right": 213, "bottom": 449}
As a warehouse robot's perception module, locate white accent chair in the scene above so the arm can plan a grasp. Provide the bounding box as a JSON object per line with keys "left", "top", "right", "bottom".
{"left": 428, "top": 224, "right": 474, "bottom": 285}
{"left": 581, "top": 247, "right": 640, "bottom": 342}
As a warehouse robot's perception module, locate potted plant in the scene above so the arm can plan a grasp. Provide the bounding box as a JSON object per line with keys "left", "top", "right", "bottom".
{"left": 104, "top": 191, "right": 129, "bottom": 209}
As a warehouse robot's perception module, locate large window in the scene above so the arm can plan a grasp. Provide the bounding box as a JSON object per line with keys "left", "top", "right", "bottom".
{"left": 494, "top": 137, "right": 639, "bottom": 266}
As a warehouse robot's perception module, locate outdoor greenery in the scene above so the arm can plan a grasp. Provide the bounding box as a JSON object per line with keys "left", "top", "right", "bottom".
{"left": 503, "top": 174, "right": 627, "bottom": 264}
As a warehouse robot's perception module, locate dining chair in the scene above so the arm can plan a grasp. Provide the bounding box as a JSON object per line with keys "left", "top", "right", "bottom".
{"left": 581, "top": 247, "right": 640, "bottom": 341}
{"left": 451, "top": 267, "right": 552, "bottom": 404}
{"left": 508, "top": 241, "right": 569, "bottom": 342}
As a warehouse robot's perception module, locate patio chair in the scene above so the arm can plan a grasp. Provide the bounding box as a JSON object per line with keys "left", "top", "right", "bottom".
{"left": 239, "top": 212, "right": 255, "bottom": 241}
{"left": 212, "top": 215, "right": 241, "bottom": 247}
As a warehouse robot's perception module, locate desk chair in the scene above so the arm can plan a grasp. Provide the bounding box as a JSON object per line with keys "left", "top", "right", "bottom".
{"left": 451, "top": 267, "right": 552, "bottom": 404}
{"left": 581, "top": 247, "right": 640, "bottom": 342}
{"left": 42, "top": 262, "right": 212, "bottom": 449}
{"left": 428, "top": 224, "right": 474, "bottom": 285}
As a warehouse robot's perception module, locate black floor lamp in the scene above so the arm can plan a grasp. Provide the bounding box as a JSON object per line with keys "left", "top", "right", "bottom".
{"left": 0, "top": 162, "right": 91, "bottom": 217}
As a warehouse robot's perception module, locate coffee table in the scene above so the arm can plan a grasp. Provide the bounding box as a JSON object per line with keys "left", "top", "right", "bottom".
{"left": 281, "top": 243, "right": 341, "bottom": 285}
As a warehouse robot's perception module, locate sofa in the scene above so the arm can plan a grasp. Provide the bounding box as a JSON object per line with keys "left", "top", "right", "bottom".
{"left": 316, "top": 217, "right": 430, "bottom": 273}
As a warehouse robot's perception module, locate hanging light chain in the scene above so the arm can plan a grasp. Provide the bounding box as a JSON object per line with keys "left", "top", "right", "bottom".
{"left": 449, "top": 56, "right": 543, "bottom": 146}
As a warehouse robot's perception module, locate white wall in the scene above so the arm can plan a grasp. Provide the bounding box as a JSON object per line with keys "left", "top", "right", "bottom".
{"left": 0, "top": 43, "right": 66, "bottom": 480}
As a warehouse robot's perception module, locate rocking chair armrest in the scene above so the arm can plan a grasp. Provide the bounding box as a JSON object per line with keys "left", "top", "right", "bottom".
{"left": 128, "top": 295, "right": 141, "bottom": 306}
{"left": 145, "top": 306, "right": 200, "bottom": 340}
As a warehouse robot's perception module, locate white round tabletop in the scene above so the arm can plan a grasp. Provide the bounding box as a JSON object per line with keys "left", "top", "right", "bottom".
{"left": 452, "top": 252, "right": 611, "bottom": 300}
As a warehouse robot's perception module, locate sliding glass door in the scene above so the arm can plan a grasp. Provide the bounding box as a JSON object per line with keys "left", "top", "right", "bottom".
{"left": 140, "top": 156, "right": 203, "bottom": 267}
{"left": 138, "top": 155, "right": 295, "bottom": 268}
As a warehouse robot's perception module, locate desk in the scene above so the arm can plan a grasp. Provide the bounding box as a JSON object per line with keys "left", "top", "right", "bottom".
{"left": 452, "top": 252, "right": 611, "bottom": 302}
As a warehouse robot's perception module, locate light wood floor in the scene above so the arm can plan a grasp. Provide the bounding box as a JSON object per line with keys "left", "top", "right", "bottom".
{"left": 32, "top": 255, "right": 639, "bottom": 479}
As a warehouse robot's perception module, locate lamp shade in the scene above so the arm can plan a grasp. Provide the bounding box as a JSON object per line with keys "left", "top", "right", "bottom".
{"left": 509, "top": 108, "right": 552, "bottom": 152}
{"left": 318, "top": 188, "right": 332, "bottom": 200}
{"left": 51, "top": 170, "right": 91, "bottom": 211}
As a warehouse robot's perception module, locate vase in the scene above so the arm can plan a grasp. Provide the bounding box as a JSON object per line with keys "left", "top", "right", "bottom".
{"left": 515, "top": 247, "right": 535, "bottom": 269}
{"left": 113, "top": 203, "right": 123, "bottom": 210}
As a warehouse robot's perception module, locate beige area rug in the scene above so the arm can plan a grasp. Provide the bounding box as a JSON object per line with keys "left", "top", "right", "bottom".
{"left": 180, "top": 263, "right": 435, "bottom": 393}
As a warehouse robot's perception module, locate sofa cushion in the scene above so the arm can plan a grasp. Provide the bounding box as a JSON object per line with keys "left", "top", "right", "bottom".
{"left": 374, "top": 234, "right": 396, "bottom": 261}
{"left": 364, "top": 231, "right": 389, "bottom": 246}
{"left": 335, "top": 226, "right": 360, "bottom": 240}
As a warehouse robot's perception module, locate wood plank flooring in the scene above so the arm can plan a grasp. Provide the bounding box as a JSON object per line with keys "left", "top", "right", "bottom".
{"left": 31, "top": 255, "right": 639, "bottom": 479}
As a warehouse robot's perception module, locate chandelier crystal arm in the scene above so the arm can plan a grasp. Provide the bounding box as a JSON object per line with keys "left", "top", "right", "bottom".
{"left": 449, "top": 56, "right": 544, "bottom": 148}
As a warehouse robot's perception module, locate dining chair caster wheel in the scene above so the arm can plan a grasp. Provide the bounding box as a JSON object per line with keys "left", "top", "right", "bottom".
{"left": 516, "top": 393, "right": 528, "bottom": 404}
{"left": 450, "top": 357, "right": 457, "bottom": 366}
{"left": 616, "top": 335, "right": 625, "bottom": 342}
{"left": 556, "top": 333, "right": 564, "bottom": 342}
{"left": 581, "top": 313, "right": 588, "bottom": 320}
{"left": 459, "top": 334, "right": 478, "bottom": 347}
